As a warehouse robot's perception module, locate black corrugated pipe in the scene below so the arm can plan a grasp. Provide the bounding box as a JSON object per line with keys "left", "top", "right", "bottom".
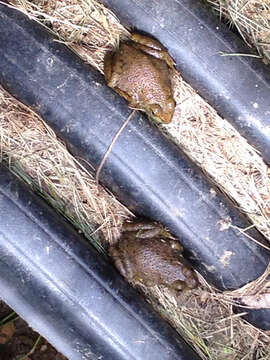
{"left": 0, "top": 3, "right": 269, "bottom": 330}
{"left": 101, "top": 0, "right": 270, "bottom": 165}
{"left": 0, "top": 164, "right": 201, "bottom": 360}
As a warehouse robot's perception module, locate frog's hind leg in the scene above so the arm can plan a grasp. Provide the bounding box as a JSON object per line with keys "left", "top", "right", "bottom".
{"left": 123, "top": 219, "right": 159, "bottom": 232}
{"left": 131, "top": 33, "right": 165, "bottom": 51}
{"left": 110, "top": 245, "right": 135, "bottom": 281}
{"left": 123, "top": 219, "right": 163, "bottom": 238}
{"left": 130, "top": 33, "right": 174, "bottom": 68}
{"left": 122, "top": 219, "right": 175, "bottom": 240}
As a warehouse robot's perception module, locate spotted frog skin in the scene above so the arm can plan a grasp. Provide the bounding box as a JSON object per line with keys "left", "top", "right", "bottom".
{"left": 109, "top": 220, "right": 198, "bottom": 293}
{"left": 104, "top": 33, "right": 176, "bottom": 124}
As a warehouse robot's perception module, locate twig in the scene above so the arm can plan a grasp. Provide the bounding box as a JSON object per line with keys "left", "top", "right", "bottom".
{"left": 95, "top": 110, "right": 136, "bottom": 185}
{"left": 218, "top": 51, "right": 262, "bottom": 58}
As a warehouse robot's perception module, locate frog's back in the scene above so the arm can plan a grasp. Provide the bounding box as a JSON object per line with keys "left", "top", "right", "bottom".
{"left": 125, "top": 237, "right": 188, "bottom": 286}
{"left": 117, "top": 43, "right": 171, "bottom": 105}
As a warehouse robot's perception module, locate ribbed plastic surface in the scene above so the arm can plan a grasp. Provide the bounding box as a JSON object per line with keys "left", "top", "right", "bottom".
{"left": 0, "top": 3, "right": 269, "bottom": 293}
{"left": 102, "top": 0, "right": 270, "bottom": 165}
{"left": 0, "top": 164, "right": 200, "bottom": 360}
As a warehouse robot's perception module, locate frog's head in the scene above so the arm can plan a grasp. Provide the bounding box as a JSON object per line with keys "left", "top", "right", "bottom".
{"left": 147, "top": 98, "right": 175, "bottom": 124}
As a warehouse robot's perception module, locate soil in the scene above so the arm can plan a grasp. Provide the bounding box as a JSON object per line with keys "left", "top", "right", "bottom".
{"left": 0, "top": 300, "right": 67, "bottom": 360}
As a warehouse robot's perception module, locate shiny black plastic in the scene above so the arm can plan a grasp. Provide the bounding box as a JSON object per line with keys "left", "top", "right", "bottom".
{"left": 0, "top": 3, "right": 270, "bottom": 330}
{"left": 0, "top": 164, "right": 200, "bottom": 360}
{"left": 102, "top": 0, "right": 270, "bottom": 165}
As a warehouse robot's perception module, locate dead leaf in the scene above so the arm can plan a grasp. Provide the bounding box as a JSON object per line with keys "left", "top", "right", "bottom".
{"left": 0, "top": 323, "right": 15, "bottom": 344}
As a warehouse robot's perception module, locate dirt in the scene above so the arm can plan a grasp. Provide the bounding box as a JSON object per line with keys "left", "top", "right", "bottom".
{"left": 0, "top": 301, "right": 66, "bottom": 360}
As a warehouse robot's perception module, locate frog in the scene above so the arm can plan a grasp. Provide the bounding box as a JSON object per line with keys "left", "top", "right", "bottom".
{"left": 104, "top": 32, "right": 176, "bottom": 124}
{"left": 109, "top": 219, "right": 198, "bottom": 294}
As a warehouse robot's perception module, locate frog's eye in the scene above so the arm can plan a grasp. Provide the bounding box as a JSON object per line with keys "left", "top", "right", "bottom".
{"left": 167, "top": 98, "right": 175, "bottom": 112}
{"left": 151, "top": 104, "right": 162, "bottom": 116}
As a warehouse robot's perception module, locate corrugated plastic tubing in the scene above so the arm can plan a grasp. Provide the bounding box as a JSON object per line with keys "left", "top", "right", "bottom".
{"left": 0, "top": 164, "right": 201, "bottom": 360}
{"left": 0, "top": 3, "right": 269, "bottom": 329}
{"left": 102, "top": 0, "right": 270, "bottom": 164}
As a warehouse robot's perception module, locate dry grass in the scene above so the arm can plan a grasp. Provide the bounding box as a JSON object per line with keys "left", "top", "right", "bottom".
{"left": 1, "top": 0, "right": 270, "bottom": 359}
{"left": 207, "top": 0, "right": 270, "bottom": 63}
{"left": 164, "top": 72, "right": 270, "bottom": 241}
{"left": 4, "top": 0, "right": 129, "bottom": 71}
{"left": 0, "top": 88, "right": 131, "bottom": 246}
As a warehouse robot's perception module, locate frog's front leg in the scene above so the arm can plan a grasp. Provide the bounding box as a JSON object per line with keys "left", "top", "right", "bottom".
{"left": 168, "top": 239, "right": 184, "bottom": 253}
{"left": 104, "top": 51, "right": 125, "bottom": 88}
{"left": 130, "top": 33, "right": 175, "bottom": 68}
{"left": 113, "top": 87, "right": 138, "bottom": 108}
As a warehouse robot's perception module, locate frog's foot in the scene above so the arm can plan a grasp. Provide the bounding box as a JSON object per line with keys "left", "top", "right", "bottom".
{"left": 168, "top": 239, "right": 183, "bottom": 253}
{"left": 184, "top": 275, "right": 198, "bottom": 290}
{"left": 171, "top": 280, "right": 189, "bottom": 293}
{"left": 130, "top": 33, "right": 175, "bottom": 68}
{"left": 109, "top": 245, "right": 135, "bottom": 281}
{"left": 181, "top": 266, "right": 199, "bottom": 290}
{"left": 171, "top": 273, "right": 198, "bottom": 294}
{"left": 132, "top": 274, "right": 144, "bottom": 285}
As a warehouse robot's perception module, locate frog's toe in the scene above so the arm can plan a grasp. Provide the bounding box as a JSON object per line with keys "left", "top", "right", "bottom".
{"left": 182, "top": 267, "right": 193, "bottom": 278}
{"left": 113, "top": 257, "right": 127, "bottom": 278}
{"left": 171, "top": 280, "right": 188, "bottom": 292}
{"left": 182, "top": 267, "right": 198, "bottom": 289}
{"left": 186, "top": 277, "right": 198, "bottom": 289}
{"left": 132, "top": 274, "right": 144, "bottom": 285}
{"left": 169, "top": 239, "right": 183, "bottom": 252}
{"left": 163, "top": 53, "right": 175, "bottom": 69}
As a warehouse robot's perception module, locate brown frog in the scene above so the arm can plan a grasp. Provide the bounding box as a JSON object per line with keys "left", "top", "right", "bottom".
{"left": 104, "top": 33, "right": 176, "bottom": 124}
{"left": 109, "top": 220, "right": 198, "bottom": 294}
